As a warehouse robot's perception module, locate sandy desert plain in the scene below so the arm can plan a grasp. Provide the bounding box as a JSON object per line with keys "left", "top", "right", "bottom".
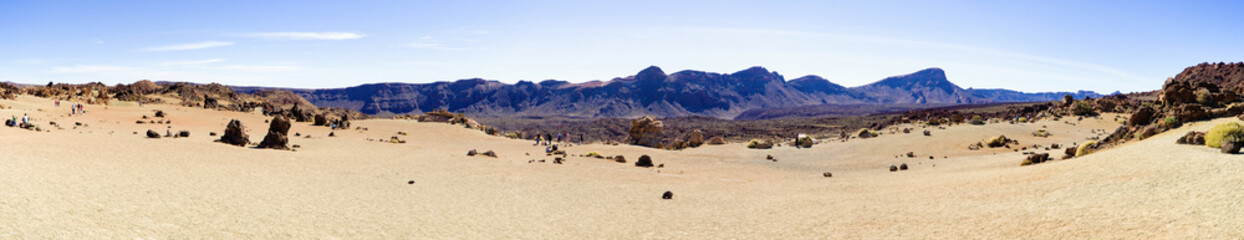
{"left": 2, "top": 94, "right": 1243, "bottom": 239}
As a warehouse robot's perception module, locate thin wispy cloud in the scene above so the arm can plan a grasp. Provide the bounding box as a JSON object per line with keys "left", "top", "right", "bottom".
{"left": 49, "top": 65, "right": 139, "bottom": 74}
{"left": 244, "top": 32, "right": 365, "bottom": 40}
{"left": 142, "top": 41, "right": 234, "bottom": 52}
{"left": 160, "top": 58, "right": 226, "bottom": 66}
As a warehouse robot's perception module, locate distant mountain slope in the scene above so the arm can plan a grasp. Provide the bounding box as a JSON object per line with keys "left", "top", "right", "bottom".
{"left": 234, "top": 66, "right": 1103, "bottom": 119}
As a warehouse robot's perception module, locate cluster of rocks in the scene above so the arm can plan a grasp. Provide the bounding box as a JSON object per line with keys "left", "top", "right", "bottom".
{"left": 1101, "top": 62, "right": 1244, "bottom": 150}
{"left": 145, "top": 129, "right": 190, "bottom": 139}
{"left": 312, "top": 112, "right": 351, "bottom": 129}
{"left": 1176, "top": 131, "right": 1206, "bottom": 145}
{"left": 467, "top": 149, "right": 497, "bottom": 158}
{"left": 627, "top": 116, "right": 665, "bottom": 148}
{"left": 1179, "top": 122, "right": 1244, "bottom": 154}
{"left": 414, "top": 109, "right": 501, "bottom": 137}
{"left": 621, "top": 116, "right": 724, "bottom": 150}
{"left": 1021, "top": 153, "right": 1051, "bottom": 166}
{"left": 889, "top": 163, "right": 909, "bottom": 172}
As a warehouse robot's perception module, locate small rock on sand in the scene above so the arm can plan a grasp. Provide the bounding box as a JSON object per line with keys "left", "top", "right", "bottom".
{"left": 636, "top": 155, "right": 654, "bottom": 168}
{"left": 662, "top": 191, "right": 673, "bottom": 200}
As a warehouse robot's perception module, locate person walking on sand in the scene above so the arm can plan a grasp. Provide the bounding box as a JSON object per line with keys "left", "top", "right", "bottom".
{"left": 22, "top": 113, "right": 29, "bottom": 126}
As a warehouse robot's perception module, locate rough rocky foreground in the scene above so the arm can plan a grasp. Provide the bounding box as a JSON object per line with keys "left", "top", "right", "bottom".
{"left": 3, "top": 92, "right": 1242, "bottom": 238}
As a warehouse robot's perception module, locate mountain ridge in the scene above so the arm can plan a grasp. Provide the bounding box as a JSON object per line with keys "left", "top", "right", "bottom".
{"left": 232, "top": 66, "right": 1104, "bottom": 119}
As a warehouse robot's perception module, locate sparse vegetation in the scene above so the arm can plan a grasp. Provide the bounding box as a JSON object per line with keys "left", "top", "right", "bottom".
{"left": 1072, "top": 102, "right": 1096, "bottom": 116}
{"left": 969, "top": 115, "right": 985, "bottom": 125}
{"left": 1206, "top": 122, "right": 1243, "bottom": 149}
{"left": 1076, "top": 141, "right": 1098, "bottom": 157}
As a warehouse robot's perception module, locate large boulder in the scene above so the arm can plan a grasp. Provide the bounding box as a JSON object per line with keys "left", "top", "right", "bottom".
{"left": 203, "top": 96, "right": 220, "bottom": 109}
{"left": 1128, "top": 107, "right": 1155, "bottom": 127}
{"left": 627, "top": 116, "right": 664, "bottom": 148}
{"left": 313, "top": 113, "right": 328, "bottom": 126}
{"left": 289, "top": 104, "right": 311, "bottom": 122}
{"left": 1160, "top": 79, "right": 1198, "bottom": 106}
{"left": 1171, "top": 104, "right": 1210, "bottom": 122}
{"left": 219, "top": 119, "right": 249, "bottom": 146}
{"left": 688, "top": 129, "right": 705, "bottom": 147}
{"left": 257, "top": 116, "right": 292, "bottom": 149}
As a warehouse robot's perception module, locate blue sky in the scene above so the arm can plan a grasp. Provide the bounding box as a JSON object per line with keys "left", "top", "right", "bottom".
{"left": 1, "top": 0, "right": 1241, "bottom": 93}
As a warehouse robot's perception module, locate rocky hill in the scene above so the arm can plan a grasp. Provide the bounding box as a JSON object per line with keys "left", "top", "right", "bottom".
{"left": 232, "top": 66, "right": 1103, "bottom": 119}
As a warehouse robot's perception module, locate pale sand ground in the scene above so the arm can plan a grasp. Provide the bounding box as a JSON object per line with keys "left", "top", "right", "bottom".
{"left": 2, "top": 95, "right": 1242, "bottom": 239}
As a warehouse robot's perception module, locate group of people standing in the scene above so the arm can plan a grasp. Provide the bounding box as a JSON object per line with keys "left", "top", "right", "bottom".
{"left": 534, "top": 132, "right": 576, "bottom": 146}
{"left": 56, "top": 100, "right": 85, "bottom": 115}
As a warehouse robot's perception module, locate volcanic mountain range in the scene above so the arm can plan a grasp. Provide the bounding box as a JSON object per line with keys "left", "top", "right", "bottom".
{"left": 234, "top": 66, "right": 1102, "bottom": 119}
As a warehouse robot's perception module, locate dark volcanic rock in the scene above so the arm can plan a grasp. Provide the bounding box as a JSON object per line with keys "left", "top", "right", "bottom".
{"left": 1026, "top": 153, "right": 1051, "bottom": 164}
{"left": 146, "top": 130, "right": 160, "bottom": 138}
{"left": 1129, "top": 107, "right": 1155, "bottom": 127}
{"left": 220, "top": 119, "right": 249, "bottom": 146}
{"left": 257, "top": 116, "right": 292, "bottom": 149}
{"left": 1178, "top": 131, "right": 1206, "bottom": 145}
{"left": 662, "top": 191, "right": 673, "bottom": 200}
{"left": 635, "top": 155, "right": 654, "bottom": 168}
{"left": 1222, "top": 140, "right": 1242, "bottom": 154}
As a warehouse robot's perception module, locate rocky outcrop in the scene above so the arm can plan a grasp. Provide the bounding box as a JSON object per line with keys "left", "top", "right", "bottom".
{"left": 687, "top": 129, "right": 705, "bottom": 147}
{"left": 219, "top": 119, "right": 249, "bottom": 146}
{"left": 1129, "top": 107, "right": 1155, "bottom": 127}
{"left": 257, "top": 116, "right": 291, "bottom": 149}
{"left": 627, "top": 116, "right": 664, "bottom": 148}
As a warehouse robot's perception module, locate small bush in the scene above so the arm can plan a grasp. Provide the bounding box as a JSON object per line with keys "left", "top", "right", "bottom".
{"left": 1163, "top": 117, "right": 1180, "bottom": 128}
{"left": 856, "top": 128, "right": 877, "bottom": 138}
{"left": 1196, "top": 88, "right": 1215, "bottom": 107}
{"left": 1206, "top": 122, "right": 1243, "bottom": 149}
{"left": 747, "top": 139, "right": 773, "bottom": 149}
{"left": 1075, "top": 141, "right": 1098, "bottom": 157}
{"left": 1073, "top": 102, "right": 1097, "bottom": 116}
{"left": 969, "top": 115, "right": 985, "bottom": 125}
{"left": 1018, "top": 117, "right": 1029, "bottom": 123}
